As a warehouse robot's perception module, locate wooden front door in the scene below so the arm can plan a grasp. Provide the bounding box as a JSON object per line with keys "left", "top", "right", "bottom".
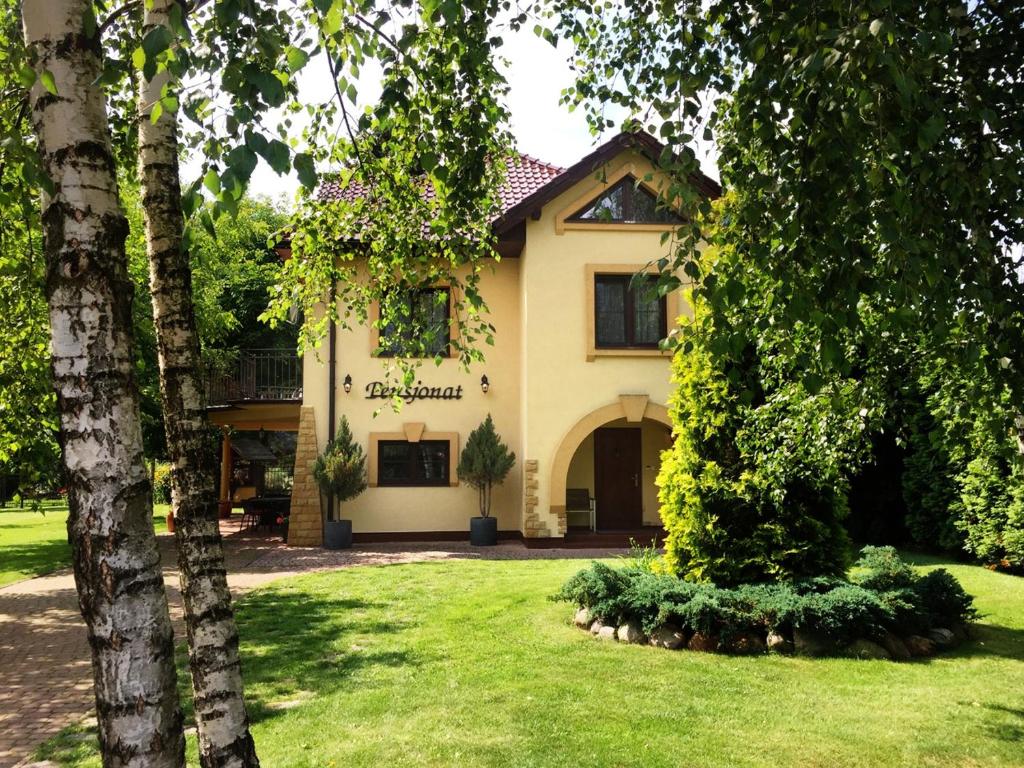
{"left": 594, "top": 428, "right": 642, "bottom": 530}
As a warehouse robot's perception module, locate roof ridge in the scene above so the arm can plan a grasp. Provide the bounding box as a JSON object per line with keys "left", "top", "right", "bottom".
{"left": 510, "top": 152, "right": 565, "bottom": 173}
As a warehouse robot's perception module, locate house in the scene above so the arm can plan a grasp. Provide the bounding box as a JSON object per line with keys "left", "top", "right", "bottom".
{"left": 210, "top": 130, "right": 720, "bottom": 546}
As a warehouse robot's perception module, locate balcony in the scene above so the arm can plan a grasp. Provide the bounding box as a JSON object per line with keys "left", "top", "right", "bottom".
{"left": 206, "top": 349, "right": 303, "bottom": 406}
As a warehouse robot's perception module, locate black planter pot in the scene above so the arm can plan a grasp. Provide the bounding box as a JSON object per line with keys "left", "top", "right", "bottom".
{"left": 324, "top": 519, "right": 353, "bottom": 550}
{"left": 470, "top": 516, "right": 498, "bottom": 546}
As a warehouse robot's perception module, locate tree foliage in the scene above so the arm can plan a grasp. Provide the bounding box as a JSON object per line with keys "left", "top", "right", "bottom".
{"left": 264, "top": 0, "right": 516, "bottom": 401}
{"left": 551, "top": 0, "right": 1024, "bottom": 394}
{"left": 657, "top": 219, "right": 870, "bottom": 584}
{"left": 548, "top": 0, "right": 1024, "bottom": 576}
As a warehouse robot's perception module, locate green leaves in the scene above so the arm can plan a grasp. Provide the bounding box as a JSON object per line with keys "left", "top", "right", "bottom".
{"left": 202, "top": 168, "right": 220, "bottom": 195}
{"left": 38, "top": 70, "right": 56, "bottom": 96}
{"left": 285, "top": 46, "right": 309, "bottom": 73}
{"left": 292, "top": 152, "right": 316, "bottom": 190}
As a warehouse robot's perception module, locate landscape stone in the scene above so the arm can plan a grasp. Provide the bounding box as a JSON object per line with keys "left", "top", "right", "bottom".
{"left": 793, "top": 628, "right": 833, "bottom": 657}
{"left": 687, "top": 631, "right": 719, "bottom": 653}
{"left": 728, "top": 632, "right": 767, "bottom": 655}
{"left": 596, "top": 625, "right": 617, "bottom": 641}
{"left": 927, "top": 628, "right": 956, "bottom": 649}
{"left": 590, "top": 620, "right": 605, "bottom": 635}
{"left": 879, "top": 631, "right": 912, "bottom": 661}
{"left": 766, "top": 631, "right": 794, "bottom": 654}
{"left": 905, "top": 635, "right": 936, "bottom": 657}
{"left": 616, "top": 621, "right": 645, "bottom": 644}
{"left": 950, "top": 623, "right": 971, "bottom": 643}
{"left": 574, "top": 607, "right": 593, "bottom": 629}
{"left": 846, "top": 639, "right": 892, "bottom": 660}
{"left": 648, "top": 625, "right": 686, "bottom": 650}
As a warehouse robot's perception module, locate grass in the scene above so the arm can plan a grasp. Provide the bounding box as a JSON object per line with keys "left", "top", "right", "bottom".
{"left": 36, "top": 555, "right": 1024, "bottom": 767}
{"left": 0, "top": 504, "right": 170, "bottom": 587}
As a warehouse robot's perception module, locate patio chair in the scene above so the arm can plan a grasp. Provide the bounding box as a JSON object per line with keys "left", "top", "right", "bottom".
{"left": 565, "top": 488, "right": 596, "bottom": 531}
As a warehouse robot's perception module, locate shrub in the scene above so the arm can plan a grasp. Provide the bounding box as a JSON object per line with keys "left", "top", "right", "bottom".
{"left": 457, "top": 415, "right": 515, "bottom": 518}
{"left": 312, "top": 417, "right": 368, "bottom": 504}
{"left": 794, "top": 585, "right": 892, "bottom": 645}
{"left": 900, "top": 400, "right": 963, "bottom": 552}
{"left": 913, "top": 569, "right": 978, "bottom": 628}
{"left": 850, "top": 546, "right": 917, "bottom": 593}
{"left": 554, "top": 547, "right": 975, "bottom": 653}
{"left": 731, "top": 583, "right": 803, "bottom": 634}
{"left": 153, "top": 462, "right": 173, "bottom": 505}
{"left": 957, "top": 453, "right": 1024, "bottom": 568}
{"left": 552, "top": 561, "right": 634, "bottom": 625}
{"left": 657, "top": 307, "right": 866, "bottom": 586}
{"left": 901, "top": 362, "right": 1024, "bottom": 569}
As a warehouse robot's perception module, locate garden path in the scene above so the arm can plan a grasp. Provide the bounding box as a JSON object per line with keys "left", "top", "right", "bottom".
{"left": 0, "top": 521, "right": 625, "bottom": 767}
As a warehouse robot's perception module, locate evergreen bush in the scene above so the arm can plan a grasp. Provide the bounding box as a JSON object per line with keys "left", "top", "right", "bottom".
{"left": 312, "top": 417, "right": 368, "bottom": 504}
{"left": 554, "top": 547, "right": 974, "bottom": 653}
{"left": 657, "top": 309, "right": 866, "bottom": 586}
{"left": 457, "top": 414, "right": 515, "bottom": 518}
{"left": 899, "top": 364, "right": 1024, "bottom": 569}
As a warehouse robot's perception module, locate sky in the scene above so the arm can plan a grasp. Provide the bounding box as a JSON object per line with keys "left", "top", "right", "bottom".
{"left": 230, "top": 23, "right": 721, "bottom": 204}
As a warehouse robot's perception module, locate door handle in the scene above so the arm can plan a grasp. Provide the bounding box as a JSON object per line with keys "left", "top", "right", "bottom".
{"left": 633, "top": 473, "right": 639, "bottom": 487}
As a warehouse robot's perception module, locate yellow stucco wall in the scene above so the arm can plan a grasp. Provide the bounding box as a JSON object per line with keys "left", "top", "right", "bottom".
{"left": 303, "top": 259, "right": 523, "bottom": 533}
{"left": 519, "top": 149, "right": 692, "bottom": 535}
{"left": 301, "top": 147, "right": 691, "bottom": 538}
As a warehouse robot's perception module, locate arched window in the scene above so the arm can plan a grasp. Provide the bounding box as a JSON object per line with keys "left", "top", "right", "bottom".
{"left": 568, "top": 176, "right": 683, "bottom": 224}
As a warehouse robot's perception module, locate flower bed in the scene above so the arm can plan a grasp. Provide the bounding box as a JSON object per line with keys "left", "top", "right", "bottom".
{"left": 554, "top": 547, "right": 976, "bottom": 659}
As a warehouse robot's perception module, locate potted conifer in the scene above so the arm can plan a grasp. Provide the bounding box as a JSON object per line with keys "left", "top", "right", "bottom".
{"left": 458, "top": 414, "right": 515, "bottom": 546}
{"left": 313, "top": 417, "right": 367, "bottom": 549}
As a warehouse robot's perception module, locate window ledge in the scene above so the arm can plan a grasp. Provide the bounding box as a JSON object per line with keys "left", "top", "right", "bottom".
{"left": 586, "top": 348, "right": 672, "bottom": 362}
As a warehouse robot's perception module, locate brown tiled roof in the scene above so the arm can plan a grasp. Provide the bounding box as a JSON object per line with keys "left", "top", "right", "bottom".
{"left": 312, "top": 131, "right": 721, "bottom": 240}
{"left": 316, "top": 153, "right": 565, "bottom": 216}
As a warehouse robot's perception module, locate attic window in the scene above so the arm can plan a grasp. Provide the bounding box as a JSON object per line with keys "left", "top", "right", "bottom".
{"left": 569, "top": 177, "right": 683, "bottom": 224}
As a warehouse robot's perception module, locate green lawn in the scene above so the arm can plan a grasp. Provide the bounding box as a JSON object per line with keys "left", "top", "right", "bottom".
{"left": 0, "top": 504, "right": 170, "bottom": 587}
{"left": 37, "top": 555, "right": 1024, "bottom": 767}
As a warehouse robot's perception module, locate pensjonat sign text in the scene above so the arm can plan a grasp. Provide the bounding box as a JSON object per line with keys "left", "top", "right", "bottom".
{"left": 364, "top": 381, "right": 464, "bottom": 404}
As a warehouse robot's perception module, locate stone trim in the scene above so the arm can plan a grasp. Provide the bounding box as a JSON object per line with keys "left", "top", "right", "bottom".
{"left": 547, "top": 398, "right": 672, "bottom": 536}
{"left": 288, "top": 406, "right": 323, "bottom": 546}
{"left": 522, "top": 459, "right": 550, "bottom": 538}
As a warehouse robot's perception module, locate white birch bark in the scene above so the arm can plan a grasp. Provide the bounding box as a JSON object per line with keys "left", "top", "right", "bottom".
{"left": 137, "top": 1, "right": 260, "bottom": 765}
{"left": 21, "top": 1, "right": 185, "bottom": 765}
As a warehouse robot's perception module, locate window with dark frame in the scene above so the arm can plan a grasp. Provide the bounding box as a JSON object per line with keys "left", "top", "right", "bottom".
{"left": 569, "top": 177, "right": 684, "bottom": 224}
{"left": 377, "top": 440, "right": 450, "bottom": 487}
{"left": 594, "top": 274, "right": 667, "bottom": 349}
{"left": 378, "top": 287, "right": 451, "bottom": 358}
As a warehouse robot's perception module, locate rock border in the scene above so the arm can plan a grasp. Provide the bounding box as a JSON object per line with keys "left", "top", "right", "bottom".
{"left": 571, "top": 607, "right": 969, "bottom": 660}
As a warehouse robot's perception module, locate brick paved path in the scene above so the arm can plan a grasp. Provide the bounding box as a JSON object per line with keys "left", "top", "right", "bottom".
{"left": 0, "top": 522, "right": 625, "bottom": 767}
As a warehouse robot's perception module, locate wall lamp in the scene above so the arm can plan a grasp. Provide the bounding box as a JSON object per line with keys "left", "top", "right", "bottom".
{"left": 343, "top": 374, "right": 352, "bottom": 394}
{"left": 480, "top": 374, "right": 490, "bottom": 394}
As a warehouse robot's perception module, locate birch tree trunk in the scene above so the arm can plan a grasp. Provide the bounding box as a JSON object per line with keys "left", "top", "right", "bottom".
{"left": 21, "top": 1, "right": 185, "bottom": 766}
{"left": 137, "top": 1, "right": 260, "bottom": 765}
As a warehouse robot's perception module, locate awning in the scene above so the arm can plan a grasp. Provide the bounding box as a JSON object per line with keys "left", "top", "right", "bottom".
{"left": 230, "top": 437, "right": 279, "bottom": 463}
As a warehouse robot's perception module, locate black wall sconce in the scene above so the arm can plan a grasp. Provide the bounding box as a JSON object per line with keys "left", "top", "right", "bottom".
{"left": 343, "top": 374, "right": 352, "bottom": 394}
{"left": 480, "top": 374, "right": 489, "bottom": 393}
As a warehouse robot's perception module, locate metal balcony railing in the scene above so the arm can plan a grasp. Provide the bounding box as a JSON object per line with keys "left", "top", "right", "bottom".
{"left": 206, "top": 349, "right": 302, "bottom": 405}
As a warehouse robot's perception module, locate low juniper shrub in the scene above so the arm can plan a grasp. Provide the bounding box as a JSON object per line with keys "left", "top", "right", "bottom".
{"left": 554, "top": 546, "right": 975, "bottom": 653}
{"left": 849, "top": 545, "right": 918, "bottom": 592}
{"left": 794, "top": 585, "right": 892, "bottom": 645}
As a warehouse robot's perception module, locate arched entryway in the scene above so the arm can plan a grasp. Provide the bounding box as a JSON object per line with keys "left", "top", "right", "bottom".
{"left": 549, "top": 395, "right": 672, "bottom": 536}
